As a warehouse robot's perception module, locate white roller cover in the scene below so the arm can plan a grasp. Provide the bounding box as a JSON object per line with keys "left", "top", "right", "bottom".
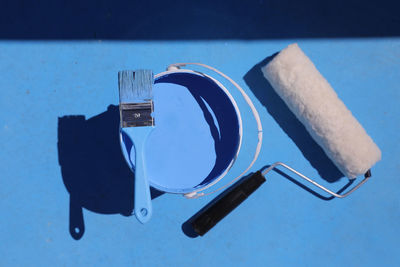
{"left": 262, "top": 43, "right": 381, "bottom": 178}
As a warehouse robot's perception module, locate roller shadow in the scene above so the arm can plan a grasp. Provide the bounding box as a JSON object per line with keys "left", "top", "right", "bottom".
{"left": 244, "top": 54, "right": 344, "bottom": 183}
{"left": 57, "top": 105, "right": 163, "bottom": 240}
{"left": 260, "top": 165, "right": 354, "bottom": 201}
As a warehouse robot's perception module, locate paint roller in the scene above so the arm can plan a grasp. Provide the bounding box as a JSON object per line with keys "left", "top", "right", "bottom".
{"left": 190, "top": 44, "right": 381, "bottom": 236}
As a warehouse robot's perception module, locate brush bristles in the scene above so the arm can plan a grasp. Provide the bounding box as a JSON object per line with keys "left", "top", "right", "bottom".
{"left": 118, "top": 70, "right": 154, "bottom": 104}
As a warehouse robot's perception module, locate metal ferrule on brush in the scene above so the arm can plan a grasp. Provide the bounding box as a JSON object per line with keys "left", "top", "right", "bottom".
{"left": 118, "top": 69, "right": 155, "bottom": 128}
{"left": 120, "top": 100, "right": 154, "bottom": 127}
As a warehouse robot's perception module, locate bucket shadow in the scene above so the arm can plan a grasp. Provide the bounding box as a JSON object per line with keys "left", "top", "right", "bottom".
{"left": 244, "top": 54, "right": 344, "bottom": 183}
{"left": 57, "top": 105, "right": 163, "bottom": 240}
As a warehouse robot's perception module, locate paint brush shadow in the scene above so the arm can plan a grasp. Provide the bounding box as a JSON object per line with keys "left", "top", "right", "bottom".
{"left": 57, "top": 105, "right": 163, "bottom": 240}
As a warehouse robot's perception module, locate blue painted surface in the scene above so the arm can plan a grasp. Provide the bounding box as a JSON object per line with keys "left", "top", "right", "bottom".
{"left": 0, "top": 40, "right": 399, "bottom": 266}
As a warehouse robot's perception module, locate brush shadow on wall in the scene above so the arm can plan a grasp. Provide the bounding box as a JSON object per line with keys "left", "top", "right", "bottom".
{"left": 1, "top": 0, "right": 399, "bottom": 39}
{"left": 57, "top": 105, "right": 163, "bottom": 240}
{"left": 244, "top": 55, "right": 344, "bottom": 183}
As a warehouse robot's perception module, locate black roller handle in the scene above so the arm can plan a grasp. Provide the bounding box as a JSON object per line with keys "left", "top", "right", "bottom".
{"left": 190, "top": 171, "right": 266, "bottom": 236}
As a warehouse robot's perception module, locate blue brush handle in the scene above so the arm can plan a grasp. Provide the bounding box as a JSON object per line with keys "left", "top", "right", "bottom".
{"left": 123, "top": 126, "right": 153, "bottom": 224}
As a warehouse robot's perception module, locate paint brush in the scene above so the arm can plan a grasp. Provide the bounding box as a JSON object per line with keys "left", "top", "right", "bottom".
{"left": 118, "top": 70, "right": 154, "bottom": 223}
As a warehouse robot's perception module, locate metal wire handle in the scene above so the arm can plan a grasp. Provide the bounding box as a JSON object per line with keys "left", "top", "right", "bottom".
{"left": 262, "top": 162, "right": 371, "bottom": 198}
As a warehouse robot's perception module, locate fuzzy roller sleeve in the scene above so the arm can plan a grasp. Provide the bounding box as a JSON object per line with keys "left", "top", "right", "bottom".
{"left": 262, "top": 44, "right": 381, "bottom": 178}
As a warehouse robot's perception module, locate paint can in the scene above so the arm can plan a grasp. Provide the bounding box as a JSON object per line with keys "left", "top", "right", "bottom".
{"left": 119, "top": 64, "right": 263, "bottom": 198}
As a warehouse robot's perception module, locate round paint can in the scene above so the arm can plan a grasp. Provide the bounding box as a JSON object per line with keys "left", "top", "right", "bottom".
{"left": 119, "top": 69, "right": 243, "bottom": 195}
